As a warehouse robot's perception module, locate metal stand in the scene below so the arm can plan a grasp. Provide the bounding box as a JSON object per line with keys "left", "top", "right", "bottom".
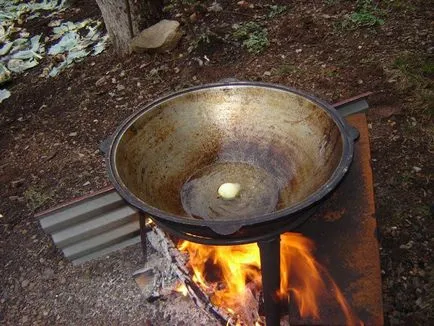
{"left": 139, "top": 214, "right": 151, "bottom": 262}
{"left": 258, "top": 236, "right": 281, "bottom": 326}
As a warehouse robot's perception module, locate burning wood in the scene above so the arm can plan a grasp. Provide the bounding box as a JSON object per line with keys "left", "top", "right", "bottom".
{"left": 142, "top": 225, "right": 362, "bottom": 325}
{"left": 144, "top": 226, "right": 233, "bottom": 324}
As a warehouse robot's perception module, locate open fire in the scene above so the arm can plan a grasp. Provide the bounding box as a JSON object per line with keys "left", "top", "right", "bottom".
{"left": 177, "top": 233, "right": 363, "bottom": 325}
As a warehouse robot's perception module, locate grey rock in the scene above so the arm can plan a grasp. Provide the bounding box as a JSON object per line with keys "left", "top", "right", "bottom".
{"left": 42, "top": 268, "right": 55, "bottom": 280}
{"left": 95, "top": 76, "right": 107, "bottom": 87}
{"left": 208, "top": 1, "right": 223, "bottom": 12}
{"left": 130, "top": 20, "right": 182, "bottom": 53}
{"left": 11, "top": 178, "right": 25, "bottom": 188}
{"left": 68, "top": 132, "right": 78, "bottom": 137}
{"left": 21, "top": 279, "right": 29, "bottom": 288}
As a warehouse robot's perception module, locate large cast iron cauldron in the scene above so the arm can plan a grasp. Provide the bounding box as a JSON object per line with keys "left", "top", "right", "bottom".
{"left": 107, "top": 82, "right": 358, "bottom": 241}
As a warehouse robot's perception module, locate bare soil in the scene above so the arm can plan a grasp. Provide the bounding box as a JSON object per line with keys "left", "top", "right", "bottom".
{"left": 0, "top": 0, "right": 433, "bottom": 325}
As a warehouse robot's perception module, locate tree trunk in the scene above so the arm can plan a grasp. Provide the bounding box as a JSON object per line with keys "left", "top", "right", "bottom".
{"left": 95, "top": 0, "right": 163, "bottom": 55}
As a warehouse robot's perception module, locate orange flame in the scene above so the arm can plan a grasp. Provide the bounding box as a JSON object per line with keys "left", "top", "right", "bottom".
{"left": 178, "top": 233, "right": 362, "bottom": 325}
{"left": 174, "top": 282, "right": 188, "bottom": 296}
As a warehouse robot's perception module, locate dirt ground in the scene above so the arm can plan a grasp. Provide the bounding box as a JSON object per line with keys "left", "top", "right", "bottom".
{"left": 0, "top": 0, "right": 432, "bottom": 325}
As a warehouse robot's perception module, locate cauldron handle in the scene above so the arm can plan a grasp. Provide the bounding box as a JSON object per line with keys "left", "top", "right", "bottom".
{"left": 333, "top": 94, "right": 371, "bottom": 141}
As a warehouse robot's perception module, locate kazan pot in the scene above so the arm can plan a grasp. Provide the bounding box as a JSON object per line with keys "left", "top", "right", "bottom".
{"left": 107, "top": 82, "right": 358, "bottom": 240}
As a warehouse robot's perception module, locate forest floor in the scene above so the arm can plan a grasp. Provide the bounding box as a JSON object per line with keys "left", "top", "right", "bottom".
{"left": 0, "top": 0, "right": 432, "bottom": 325}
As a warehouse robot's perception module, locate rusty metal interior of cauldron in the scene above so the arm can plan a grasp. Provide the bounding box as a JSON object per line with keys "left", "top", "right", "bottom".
{"left": 108, "top": 82, "right": 354, "bottom": 237}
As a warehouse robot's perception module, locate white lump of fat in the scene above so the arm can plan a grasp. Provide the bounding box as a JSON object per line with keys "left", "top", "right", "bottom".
{"left": 218, "top": 182, "right": 241, "bottom": 200}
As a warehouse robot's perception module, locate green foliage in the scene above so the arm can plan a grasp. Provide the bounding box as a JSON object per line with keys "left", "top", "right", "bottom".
{"left": 268, "top": 5, "right": 287, "bottom": 18}
{"left": 233, "top": 22, "right": 269, "bottom": 54}
{"left": 392, "top": 53, "right": 433, "bottom": 78}
{"left": 340, "top": 0, "right": 385, "bottom": 29}
{"left": 389, "top": 52, "right": 434, "bottom": 116}
{"left": 276, "top": 64, "right": 297, "bottom": 76}
{"left": 24, "top": 187, "right": 51, "bottom": 211}
{"left": 195, "top": 32, "right": 211, "bottom": 47}
{"left": 324, "top": 0, "right": 338, "bottom": 5}
{"left": 348, "top": 11, "right": 384, "bottom": 27}
{"left": 421, "top": 62, "right": 434, "bottom": 75}
{"left": 385, "top": 0, "right": 416, "bottom": 12}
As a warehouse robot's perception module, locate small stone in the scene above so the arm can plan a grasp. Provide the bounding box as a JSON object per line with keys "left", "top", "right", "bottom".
{"left": 412, "top": 166, "right": 422, "bottom": 173}
{"left": 189, "top": 12, "right": 197, "bottom": 23}
{"left": 11, "top": 178, "right": 25, "bottom": 188}
{"left": 116, "top": 84, "right": 125, "bottom": 92}
{"left": 68, "top": 132, "right": 77, "bottom": 137}
{"left": 357, "top": 79, "right": 363, "bottom": 84}
{"left": 21, "top": 279, "right": 29, "bottom": 288}
{"left": 42, "top": 268, "right": 54, "bottom": 280}
{"left": 60, "top": 277, "right": 66, "bottom": 284}
{"left": 195, "top": 58, "right": 204, "bottom": 66}
{"left": 322, "top": 14, "right": 331, "bottom": 19}
{"left": 237, "top": 0, "right": 249, "bottom": 8}
{"left": 295, "top": 48, "right": 302, "bottom": 53}
{"left": 208, "top": 1, "right": 223, "bottom": 12}
{"left": 119, "top": 70, "right": 126, "bottom": 77}
{"left": 95, "top": 76, "right": 107, "bottom": 87}
{"left": 83, "top": 181, "right": 91, "bottom": 186}
{"left": 130, "top": 20, "right": 182, "bottom": 53}
{"left": 399, "top": 241, "right": 414, "bottom": 249}
{"left": 263, "top": 71, "right": 271, "bottom": 76}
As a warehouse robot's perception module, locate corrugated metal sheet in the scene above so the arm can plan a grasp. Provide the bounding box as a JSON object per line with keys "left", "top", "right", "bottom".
{"left": 38, "top": 188, "right": 141, "bottom": 265}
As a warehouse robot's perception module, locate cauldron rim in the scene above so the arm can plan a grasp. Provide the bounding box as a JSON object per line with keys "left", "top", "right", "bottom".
{"left": 107, "top": 82, "right": 355, "bottom": 236}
